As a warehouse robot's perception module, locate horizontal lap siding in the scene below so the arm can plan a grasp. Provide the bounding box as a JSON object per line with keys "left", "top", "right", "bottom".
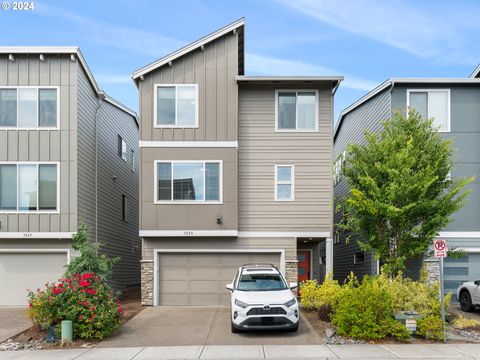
{"left": 143, "top": 236, "right": 296, "bottom": 261}
{"left": 333, "top": 88, "right": 391, "bottom": 281}
{"left": 77, "top": 67, "right": 140, "bottom": 289}
{"left": 238, "top": 85, "right": 333, "bottom": 232}
{"left": 139, "top": 32, "right": 238, "bottom": 142}
{"left": 0, "top": 55, "right": 77, "bottom": 233}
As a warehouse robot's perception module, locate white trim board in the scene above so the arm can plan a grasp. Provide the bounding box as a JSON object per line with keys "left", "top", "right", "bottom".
{"left": 140, "top": 230, "right": 237, "bottom": 237}
{"left": 0, "top": 248, "right": 71, "bottom": 263}
{"left": 0, "top": 232, "right": 74, "bottom": 239}
{"left": 238, "top": 231, "right": 331, "bottom": 238}
{"left": 437, "top": 232, "right": 480, "bottom": 238}
{"left": 152, "top": 248, "right": 285, "bottom": 306}
{"left": 139, "top": 141, "right": 238, "bottom": 148}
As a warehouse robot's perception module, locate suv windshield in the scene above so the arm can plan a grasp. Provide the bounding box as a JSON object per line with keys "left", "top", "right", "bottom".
{"left": 237, "top": 273, "right": 287, "bottom": 291}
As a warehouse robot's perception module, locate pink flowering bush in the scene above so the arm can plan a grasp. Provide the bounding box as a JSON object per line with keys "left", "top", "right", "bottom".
{"left": 27, "top": 273, "right": 123, "bottom": 340}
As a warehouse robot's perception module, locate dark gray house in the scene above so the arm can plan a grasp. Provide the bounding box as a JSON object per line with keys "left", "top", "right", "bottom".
{"left": 0, "top": 47, "right": 140, "bottom": 305}
{"left": 333, "top": 70, "right": 480, "bottom": 298}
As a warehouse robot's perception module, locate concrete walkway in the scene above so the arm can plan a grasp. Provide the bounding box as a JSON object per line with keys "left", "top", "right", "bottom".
{"left": 2, "top": 344, "right": 480, "bottom": 359}
{"left": 0, "top": 308, "right": 31, "bottom": 343}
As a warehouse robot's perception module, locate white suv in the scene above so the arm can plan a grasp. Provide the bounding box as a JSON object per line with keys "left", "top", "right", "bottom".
{"left": 226, "top": 264, "right": 299, "bottom": 333}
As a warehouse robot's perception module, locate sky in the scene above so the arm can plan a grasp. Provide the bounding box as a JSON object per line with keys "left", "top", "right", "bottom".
{"left": 1, "top": 0, "right": 479, "bottom": 122}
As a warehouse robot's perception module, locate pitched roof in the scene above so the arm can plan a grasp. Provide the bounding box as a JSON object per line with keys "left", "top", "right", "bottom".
{"left": 131, "top": 18, "right": 245, "bottom": 81}
{"left": 0, "top": 46, "right": 138, "bottom": 125}
{"left": 334, "top": 77, "right": 480, "bottom": 139}
{"left": 471, "top": 64, "right": 480, "bottom": 78}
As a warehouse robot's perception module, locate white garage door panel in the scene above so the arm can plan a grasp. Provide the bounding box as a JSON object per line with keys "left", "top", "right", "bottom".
{"left": 158, "top": 252, "right": 281, "bottom": 306}
{"left": 0, "top": 252, "right": 67, "bottom": 306}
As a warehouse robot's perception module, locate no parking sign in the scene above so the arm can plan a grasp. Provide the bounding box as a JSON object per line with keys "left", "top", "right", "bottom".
{"left": 434, "top": 239, "right": 447, "bottom": 257}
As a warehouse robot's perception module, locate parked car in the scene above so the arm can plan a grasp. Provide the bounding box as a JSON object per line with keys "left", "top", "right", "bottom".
{"left": 226, "top": 264, "right": 299, "bottom": 333}
{"left": 457, "top": 280, "right": 480, "bottom": 312}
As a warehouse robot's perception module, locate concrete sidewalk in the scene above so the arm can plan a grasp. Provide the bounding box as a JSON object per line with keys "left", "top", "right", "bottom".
{"left": 2, "top": 344, "right": 480, "bottom": 359}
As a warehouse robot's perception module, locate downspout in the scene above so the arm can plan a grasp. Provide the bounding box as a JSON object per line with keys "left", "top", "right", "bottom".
{"left": 94, "top": 92, "right": 105, "bottom": 248}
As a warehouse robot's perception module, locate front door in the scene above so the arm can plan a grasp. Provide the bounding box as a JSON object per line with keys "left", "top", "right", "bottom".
{"left": 297, "top": 250, "right": 311, "bottom": 283}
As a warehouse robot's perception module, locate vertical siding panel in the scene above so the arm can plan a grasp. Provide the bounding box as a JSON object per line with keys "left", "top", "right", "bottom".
{"left": 29, "top": 57, "right": 40, "bottom": 86}
{"left": 7, "top": 58, "right": 18, "bottom": 85}
{"left": 205, "top": 44, "right": 216, "bottom": 141}
{"left": 28, "top": 131, "right": 39, "bottom": 160}
{"left": 18, "top": 57, "right": 29, "bottom": 85}
{"left": 0, "top": 132, "right": 7, "bottom": 160}
{"left": 183, "top": 54, "right": 195, "bottom": 141}
{"left": 193, "top": 49, "right": 205, "bottom": 141}
{"left": 18, "top": 215, "right": 28, "bottom": 232}
{"left": 7, "top": 131, "right": 17, "bottom": 159}
{"left": 8, "top": 214, "right": 18, "bottom": 232}
{"left": 0, "top": 57, "right": 7, "bottom": 84}
{"left": 49, "top": 131, "right": 60, "bottom": 160}
{"left": 18, "top": 131, "right": 28, "bottom": 160}
{"left": 49, "top": 58, "right": 61, "bottom": 85}
{"left": 216, "top": 37, "right": 226, "bottom": 141}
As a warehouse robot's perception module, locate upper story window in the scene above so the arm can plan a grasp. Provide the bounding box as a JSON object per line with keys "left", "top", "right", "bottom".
{"left": 131, "top": 149, "right": 135, "bottom": 172}
{"left": 333, "top": 151, "right": 346, "bottom": 186}
{"left": 155, "top": 160, "right": 222, "bottom": 204}
{"left": 118, "top": 135, "right": 127, "bottom": 161}
{"left": 0, "top": 87, "right": 58, "bottom": 129}
{"left": 275, "top": 165, "right": 294, "bottom": 201}
{"left": 276, "top": 90, "right": 318, "bottom": 132}
{"left": 407, "top": 89, "right": 450, "bottom": 132}
{"left": 155, "top": 84, "right": 198, "bottom": 128}
{"left": 0, "top": 162, "right": 59, "bottom": 212}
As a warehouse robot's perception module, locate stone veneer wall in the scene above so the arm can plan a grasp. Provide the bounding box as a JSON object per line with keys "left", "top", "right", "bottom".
{"left": 141, "top": 260, "right": 153, "bottom": 306}
{"left": 424, "top": 257, "right": 440, "bottom": 284}
{"left": 285, "top": 260, "right": 298, "bottom": 284}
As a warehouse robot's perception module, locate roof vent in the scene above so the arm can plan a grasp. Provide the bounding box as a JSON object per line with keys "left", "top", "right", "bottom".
{"left": 8, "top": 54, "right": 14, "bottom": 62}
{"left": 39, "top": 54, "right": 45, "bottom": 62}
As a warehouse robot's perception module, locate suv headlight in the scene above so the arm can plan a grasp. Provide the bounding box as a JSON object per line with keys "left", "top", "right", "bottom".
{"left": 234, "top": 299, "right": 249, "bottom": 309}
{"left": 284, "top": 298, "right": 297, "bottom": 308}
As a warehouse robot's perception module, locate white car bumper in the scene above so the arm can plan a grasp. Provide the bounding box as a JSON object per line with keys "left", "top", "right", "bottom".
{"left": 231, "top": 303, "right": 299, "bottom": 330}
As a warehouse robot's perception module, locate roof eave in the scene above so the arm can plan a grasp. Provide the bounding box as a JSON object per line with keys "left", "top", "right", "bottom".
{"left": 470, "top": 64, "right": 480, "bottom": 78}
{"left": 131, "top": 17, "right": 245, "bottom": 81}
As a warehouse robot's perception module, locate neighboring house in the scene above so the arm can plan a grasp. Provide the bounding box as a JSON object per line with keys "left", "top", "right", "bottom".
{"left": 333, "top": 71, "right": 480, "bottom": 299}
{"left": 0, "top": 47, "right": 140, "bottom": 305}
{"left": 132, "top": 18, "right": 342, "bottom": 306}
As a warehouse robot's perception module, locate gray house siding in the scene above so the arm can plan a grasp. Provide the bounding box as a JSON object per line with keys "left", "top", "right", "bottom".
{"left": 138, "top": 32, "right": 239, "bottom": 142}
{"left": 238, "top": 84, "right": 333, "bottom": 232}
{"left": 77, "top": 66, "right": 140, "bottom": 290}
{"left": 333, "top": 88, "right": 391, "bottom": 281}
{"left": 0, "top": 54, "right": 77, "bottom": 234}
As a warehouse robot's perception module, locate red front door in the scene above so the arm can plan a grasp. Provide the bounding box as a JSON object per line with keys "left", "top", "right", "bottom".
{"left": 297, "top": 250, "right": 311, "bottom": 283}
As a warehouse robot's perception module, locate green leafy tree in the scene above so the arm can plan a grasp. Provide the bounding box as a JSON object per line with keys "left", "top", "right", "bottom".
{"left": 65, "top": 223, "right": 119, "bottom": 280}
{"left": 339, "top": 110, "right": 473, "bottom": 276}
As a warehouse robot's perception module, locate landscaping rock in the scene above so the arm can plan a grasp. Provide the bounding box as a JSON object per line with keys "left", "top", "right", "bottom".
{"left": 325, "top": 328, "right": 336, "bottom": 339}
{"left": 0, "top": 336, "right": 49, "bottom": 351}
{"left": 324, "top": 327, "right": 366, "bottom": 345}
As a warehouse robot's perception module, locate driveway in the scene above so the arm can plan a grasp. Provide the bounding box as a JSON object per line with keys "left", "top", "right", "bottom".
{"left": 450, "top": 304, "right": 480, "bottom": 322}
{"left": 0, "top": 307, "right": 31, "bottom": 342}
{"left": 99, "top": 307, "right": 322, "bottom": 347}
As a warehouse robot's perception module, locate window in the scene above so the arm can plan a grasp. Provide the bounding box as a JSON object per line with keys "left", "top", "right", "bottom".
{"left": 155, "top": 84, "right": 198, "bottom": 127}
{"left": 122, "top": 194, "right": 129, "bottom": 222}
{"left": 276, "top": 90, "right": 318, "bottom": 131}
{"left": 333, "top": 151, "right": 346, "bottom": 185}
{"left": 354, "top": 252, "right": 365, "bottom": 264}
{"left": 407, "top": 89, "right": 450, "bottom": 132}
{"left": 0, "top": 163, "right": 58, "bottom": 212}
{"left": 155, "top": 161, "right": 222, "bottom": 203}
{"left": 333, "top": 231, "right": 340, "bottom": 244}
{"left": 0, "top": 88, "right": 58, "bottom": 128}
{"left": 131, "top": 150, "right": 135, "bottom": 172}
{"left": 275, "top": 165, "right": 294, "bottom": 201}
{"left": 118, "top": 135, "right": 127, "bottom": 161}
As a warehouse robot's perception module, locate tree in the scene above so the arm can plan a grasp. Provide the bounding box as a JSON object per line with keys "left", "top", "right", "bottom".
{"left": 339, "top": 110, "right": 473, "bottom": 276}
{"left": 64, "top": 223, "right": 119, "bottom": 280}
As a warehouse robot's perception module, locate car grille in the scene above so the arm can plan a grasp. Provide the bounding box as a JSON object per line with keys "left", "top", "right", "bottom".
{"left": 247, "top": 307, "right": 287, "bottom": 316}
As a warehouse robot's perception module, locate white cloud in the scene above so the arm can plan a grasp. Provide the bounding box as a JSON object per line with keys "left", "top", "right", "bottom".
{"left": 248, "top": 53, "right": 378, "bottom": 91}
{"left": 36, "top": 2, "right": 183, "bottom": 58}
{"left": 275, "top": 0, "right": 480, "bottom": 66}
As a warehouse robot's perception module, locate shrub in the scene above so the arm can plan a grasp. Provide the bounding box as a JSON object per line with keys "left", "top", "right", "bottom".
{"left": 65, "top": 224, "right": 119, "bottom": 280}
{"left": 300, "top": 275, "right": 342, "bottom": 315}
{"left": 417, "top": 315, "right": 444, "bottom": 340}
{"left": 27, "top": 273, "right": 124, "bottom": 340}
{"left": 331, "top": 274, "right": 410, "bottom": 340}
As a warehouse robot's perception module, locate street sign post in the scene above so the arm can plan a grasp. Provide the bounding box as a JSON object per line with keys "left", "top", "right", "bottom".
{"left": 434, "top": 239, "right": 447, "bottom": 343}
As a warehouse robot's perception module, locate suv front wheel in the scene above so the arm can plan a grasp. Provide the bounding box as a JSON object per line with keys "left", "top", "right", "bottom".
{"left": 460, "top": 291, "right": 475, "bottom": 312}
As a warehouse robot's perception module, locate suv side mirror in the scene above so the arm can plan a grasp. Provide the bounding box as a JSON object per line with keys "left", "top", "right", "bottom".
{"left": 475, "top": 280, "right": 480, "bottom": 286}
{"left": 226, "top": 283, "right": 234, "bottom": 291}
{"left": 289, "top": 282, "right": 298, "bottom": 290}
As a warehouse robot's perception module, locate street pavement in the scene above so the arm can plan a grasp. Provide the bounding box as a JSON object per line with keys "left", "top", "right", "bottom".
{"left": 2, "top": 344, "right": 480, "bottom": 359}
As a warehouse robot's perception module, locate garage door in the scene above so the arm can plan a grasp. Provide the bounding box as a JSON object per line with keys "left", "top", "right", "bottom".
{"left": 158, "top": 252, "right": 281, "bottom": 306}
{"left": 0, "top": 252, "right": 67, "bottom": 305}
{"left": 444, "top": 254, "right": 480, "bottom": 303}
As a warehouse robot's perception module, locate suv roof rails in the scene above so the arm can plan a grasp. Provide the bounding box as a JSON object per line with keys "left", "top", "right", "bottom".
{"left": 241, "top": 263, "right": 278, "bottom": 270}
